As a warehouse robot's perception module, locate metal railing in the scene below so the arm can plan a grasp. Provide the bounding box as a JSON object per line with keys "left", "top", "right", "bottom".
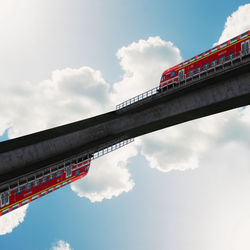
{"left": 115, "top": 50, "right": 249, "bottom": 111}
{"left": 91, "top": 138, "right": 134, "bottom": 160}
{"left": 116, "top": 87, "right": 159, "bottom": 110}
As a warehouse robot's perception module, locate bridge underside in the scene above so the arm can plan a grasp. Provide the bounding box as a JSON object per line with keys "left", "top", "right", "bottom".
{"left": 0, "top": 56, "right": 250, "bottom": 187}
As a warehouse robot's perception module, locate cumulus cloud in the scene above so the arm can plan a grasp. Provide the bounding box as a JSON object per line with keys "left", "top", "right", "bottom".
{"left": 112, "top": 36, "right": 182, "bottom": 103}
{"left": 139, "top": 107, "right": 250, "bottom": 172}
{"left": 0, "top": 205, "right": 28, "bottom": 235}
{"left": 214, "top": 3, "right": 250, "bottom": 45}
{"left": 51, "top": 240, "right": 73, "bottom": 250}
{"left": 71, "top": 143, "right": 137, "bottom": 202}
{"left": 0, "top": 66, "right": 110, "bottom": 138}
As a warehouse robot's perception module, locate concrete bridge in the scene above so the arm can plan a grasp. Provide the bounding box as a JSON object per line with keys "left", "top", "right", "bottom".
{"left": 0, "top": 54, "right": 249, "bottom": 190}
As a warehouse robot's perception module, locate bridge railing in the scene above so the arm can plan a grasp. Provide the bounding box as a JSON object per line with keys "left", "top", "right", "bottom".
{"left": 116, "top": 50, "right": 249, "bottom": 111}
{"left": 116, "top": 87, "right": 159, "bottom": 110}
{"left": 91, "top": 138, "right": 134, "bottom": 160}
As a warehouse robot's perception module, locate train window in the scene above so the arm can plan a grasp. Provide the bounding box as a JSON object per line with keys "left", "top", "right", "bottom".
{"left": 197, "top": 53, "right": 203, "bottom": 60}
{"left": 66, "top": 166, "right": 72, "bottom": 178}
{"left": 196, "top": 66, "right": 202, "bottom": 73}
{"left": 170, "top": 71, "right": 175, "bottom": 77}
{"left": 230, "top": 37, "right": 238, "bottom": 44}
{"left": 49, "top": 174, "right": 54, "bottom": 181}
{"left": 204, "top": 50, "right": 210, "bottom": 56}
{"left": 228, "top": 52, "right": 235, "bottom": 60}
{"left": 25, "top": 183, "right": 31, "bottom": 191}
{"left": 220, "top": 42, "right": 227, "bottom": 49}
{"left": 56, "top": 170, "right": 62, "bottom": 178}
{"left": 183, "top": 60, "right": 189, "bottom": 66}
{"left": 219, "top": 56, "right": 226, "bottom": 64}
{"left": 211, "top": 46, "right": 218, "bottom": 53}
{"left": 41, "top": 176, "right": 47, "bottom": 184}
{"left": 203, "top": 63, "right": 210, "bottom": 71}
{"left": 85, "top": 166, "right": 90, "bottom": 172}
{"left": 242, "top": 40, "right": 249, "bottom": 55}
{"left": 1, "top": 192, "right": 9, "bottom": 207}
{"left": 33, "top": 179, "right": 39, "bottom": 188}
{"left": 16, "top": 186, "right": 23, "bottom": 195}
{"left": 12, "top": 203, "right": 19, "bottom": 211}
{"left": 211, "top": 60, "right": 217, "bottom": 67}
{"left": 189, "top": 70, "right": 194, "bottom": 77}
{"left": 75, "top": 170, "right": 80, "bottom": 176}
{"left": 241, "top": 32, "right": 248, "bottom": 39}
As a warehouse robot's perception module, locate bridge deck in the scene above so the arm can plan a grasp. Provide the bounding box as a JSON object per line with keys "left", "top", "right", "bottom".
{"left": 0, "top": 54, "right": 250, "bottom": 188}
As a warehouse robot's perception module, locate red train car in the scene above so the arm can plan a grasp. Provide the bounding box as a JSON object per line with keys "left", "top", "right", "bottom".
{"left": 159, "top": 30, "right": 250, "bottom": 88}
{"left": 0, "top": 158, "right": 91, "bottom": 216}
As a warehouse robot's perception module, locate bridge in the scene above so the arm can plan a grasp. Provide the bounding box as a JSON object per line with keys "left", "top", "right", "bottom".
{"left": 0, "top": 53, "right": 250, "bottom": 191}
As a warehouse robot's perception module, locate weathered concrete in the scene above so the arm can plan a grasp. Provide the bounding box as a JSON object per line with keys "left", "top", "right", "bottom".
{"left": 0, "top": 56, "right": 250, "bottom": 185}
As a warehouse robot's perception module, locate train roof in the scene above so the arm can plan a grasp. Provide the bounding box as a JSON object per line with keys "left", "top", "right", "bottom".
{"left": 162, "top": 64, "right": 179, "bottom": 75}
{"left": 161, "top": 29, "right": 250, "bottom": 76}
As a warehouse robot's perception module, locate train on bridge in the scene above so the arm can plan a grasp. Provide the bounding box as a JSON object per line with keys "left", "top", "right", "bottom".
{"left": 116, "top": 30, "right": 250, "bottom": 111}
{"left": 159, "top": 30, "right": 250, "bottom": 88}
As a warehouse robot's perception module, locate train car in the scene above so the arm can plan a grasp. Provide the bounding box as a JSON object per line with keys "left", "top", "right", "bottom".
{"left": 159, "top": 30, "right": 250, "bottom": 88}
{"left": 0, "top": 158, "right": 91, "bottom": 216}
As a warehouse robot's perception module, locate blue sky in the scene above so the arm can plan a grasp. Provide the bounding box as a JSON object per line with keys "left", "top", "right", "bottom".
{"left": 0, "top": 1, "right": 250, "bottom": 250}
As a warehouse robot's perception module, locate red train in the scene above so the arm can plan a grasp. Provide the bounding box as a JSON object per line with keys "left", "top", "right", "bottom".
{"left": 159, "top": 30, "right": 250, "bottom": 88}
{"left": 0, "top": 158, "right": 91, "bottom": 216}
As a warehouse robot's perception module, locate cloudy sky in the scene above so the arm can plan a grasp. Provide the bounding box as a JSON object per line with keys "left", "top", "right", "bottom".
{"left": 0, "top": 1, "right": 250, "bottom": 249}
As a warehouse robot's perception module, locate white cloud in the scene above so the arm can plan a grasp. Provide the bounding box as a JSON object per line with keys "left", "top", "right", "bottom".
{"left": 139, "top": 107, "right": 250, "bottom": 172}
{"left": 51, "top": 240, "right": 73, "bottom": 250}
{"left": 112, "top": 36, "right": 182, "bottom": 103}
{"left": 0, "top": 66, "right": 110, "bottom": 138}
{"left": 214, "top": 4, "right": 250, "bottom": 45}
{"left": 0, "top": 205, "right": 28, "bottom": 235}
{"left": 192, "top": 142, "right": 250, "bottom": 250}
{"left": 71, "top": 143, "right": 137, "bottom": 202}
